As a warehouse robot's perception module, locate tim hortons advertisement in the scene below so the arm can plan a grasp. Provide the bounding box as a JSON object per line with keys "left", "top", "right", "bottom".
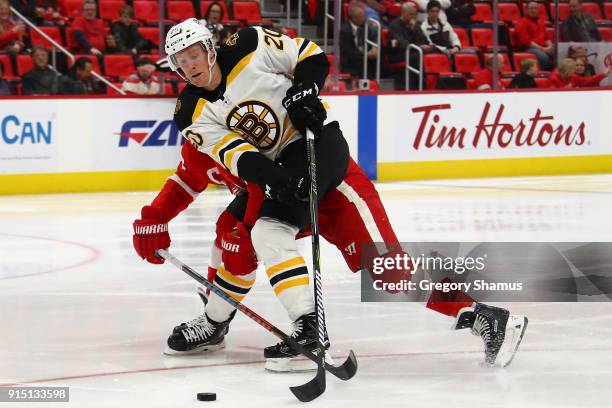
{"left": 377, "top": 90, "right": 611, "bottom": 163}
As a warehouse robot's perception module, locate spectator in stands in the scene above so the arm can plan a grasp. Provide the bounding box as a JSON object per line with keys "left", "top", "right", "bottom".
{"left": 348, "top": 0, "right": 386, "bottom": 23}
{"left": 71, "top": 0, "right": 106, "bottom": 55}
{"left": 10, "top": 0, "right": 35, "bottom": 20}
{"left": 445, "top": 0, "right": 475, "bottom": 27}
{"left": 0, "top": 0, "right": 25, "bottom": 53}
{"left": 201, "top": 2, "right": 225, "bottom": 45}
{"left": 548, "top": 58, "right": 609, "bottom": 88}
{"left": 514, "top": 1, "right": 554, "bottom": 70}
{"left": 574, "top": 57, "right": 591, "bottom": 78}
{"left": 121, "top": 57, "right": 160, "bottom": 95}
{"left": 475, "top": 54, "right": 504, "bottom": 90}
{"left": 421, "top": 0, "right": 461, "bottom": 57}
{"left": 22, "top": 45, "right": 61, "bottom": 95}
{"left": 388, "top": 2, "right": 433, "bottom": 88}
{"left": 0, "top": 59, "right": 15, "bottom": 95}
{"left": 34, "top": 1, "right": 67, "bottom": 27}
{"left": 509, "top": 58, "right": 537, "bottom": 89}
{"left": 414, "top": 0, "right": 450, "bottom": 23}
{"left": 59, "top": 56, "right": 105, "bottom": 94}
{"left": 110, "top": 5, "right": 151, "bottom": 55}
{"left": 340, "top": 4, "right": 379, "bottom": 78}
{"left": 561, "top": 0, "right": 601, "bottom": 42}
{"left": 389, "top": 2, "right": 433, "bottom": 61}
{"left": 567, "top": 43, "right": 596, "bottom": 75}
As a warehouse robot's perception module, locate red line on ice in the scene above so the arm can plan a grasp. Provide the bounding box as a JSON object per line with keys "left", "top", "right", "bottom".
{"left": 0, "top": 233, "right": 101, "bottom": 281}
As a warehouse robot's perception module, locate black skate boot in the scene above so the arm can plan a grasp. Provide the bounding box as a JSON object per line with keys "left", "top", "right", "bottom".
{"left": 164, "top": 313, "right": 231, "bottom": 355}
{"left": 454, "top": 303, "right": 528, "bottom": 367}
{"left": 264, "top": 312, "right": 332, "bottom": 373}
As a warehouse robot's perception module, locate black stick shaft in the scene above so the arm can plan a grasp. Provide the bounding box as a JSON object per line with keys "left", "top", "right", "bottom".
{"left": 306, "top": 129, "right": 326, "bottom": 367}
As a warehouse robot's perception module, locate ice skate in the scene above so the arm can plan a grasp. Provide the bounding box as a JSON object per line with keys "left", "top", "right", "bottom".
{"left": 454, "top": 303, "right": 528, "bottom": 367}
{"left": 264, "top": 312, "right": 333, "bottom": 373}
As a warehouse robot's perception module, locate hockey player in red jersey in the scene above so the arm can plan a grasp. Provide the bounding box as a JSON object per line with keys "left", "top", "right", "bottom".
{"left": 133, "top": 18, "right": 527, "bottom": 372}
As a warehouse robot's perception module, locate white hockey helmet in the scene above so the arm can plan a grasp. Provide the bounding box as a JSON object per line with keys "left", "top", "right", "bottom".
{"left": 165, "top": 18, "right": 217, "bottom": 84}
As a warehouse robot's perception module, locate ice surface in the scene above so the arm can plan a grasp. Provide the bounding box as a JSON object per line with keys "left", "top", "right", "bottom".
{"left": 1, "top": 175, "right": 611, "bottom": 407}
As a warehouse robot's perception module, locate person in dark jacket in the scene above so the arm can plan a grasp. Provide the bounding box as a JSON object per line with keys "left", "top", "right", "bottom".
{"left": 509, "top": 58, "right": 537, "bottom": 89}
{"left": 0, "top": 59, "right": 15, "bottom": 95}
{"left": 340, "top": 3, "right": 379, "bottom": 78}
{"left": 561, "top": 0, "right": 601, "bottom": 42}
{"left": 388, "top": 2, "right": 434, "bottom": 89}
{"left": 445, "top": 0, "right": 475, "bottom": 27}
{"left": 22, "top": 46, "right": 62, "bottom": 95}
{"left": 59, "top": 56, "right": 106, "bottom": 94}
{"left": 110, "top": 5, "right": 151, "bottom": 55}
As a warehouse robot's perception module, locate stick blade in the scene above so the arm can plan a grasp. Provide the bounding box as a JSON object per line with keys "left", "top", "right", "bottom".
{"left": 326, "top": 350, "right": 358, "bottom": 381}
{"left": 290, "top": 365, "right": 326, "bottom": 402}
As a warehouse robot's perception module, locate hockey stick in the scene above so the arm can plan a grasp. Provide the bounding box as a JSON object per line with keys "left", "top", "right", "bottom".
{"left": 157, "top": 249, "right": 357, "bottom": 402}
{"left": 293, "top": 129, "right": 359, "bottom": 402}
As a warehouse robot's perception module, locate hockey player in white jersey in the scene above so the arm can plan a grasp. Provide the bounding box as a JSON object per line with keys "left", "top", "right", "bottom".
{"left": 146, "top": 18, "right": 527, "bottom": 370}
{"left": 165, "top": 18, "right": 348, "bottom": 367}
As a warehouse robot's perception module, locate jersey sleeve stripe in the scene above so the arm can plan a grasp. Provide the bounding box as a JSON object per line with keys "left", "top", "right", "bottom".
{"left": 298, "top": 38, "right": 310, "bottom": 55}
{"left": 191, "top": 98, "right": 208, "bottom": 123}
{"left": 217, "top": 139, "right": 247, "bottom": 164}
{"left": 211, "top": 133, "right": 242, "bottom": 158}
{"left": 169, "top": 174, "right": 200, "bottom": 199}
{"left": 224, "top": 143, "right": 258, "bottom": 172}
{"left": 298, "top": 41, "right": 322, "bottom": 62}
{"left": 227, "top": 52, "right": 255, "bottom": 86}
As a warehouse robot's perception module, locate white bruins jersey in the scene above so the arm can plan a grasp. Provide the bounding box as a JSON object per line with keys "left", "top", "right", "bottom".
{"left": 173, "top": 26, "right": 326, "bottom": 177}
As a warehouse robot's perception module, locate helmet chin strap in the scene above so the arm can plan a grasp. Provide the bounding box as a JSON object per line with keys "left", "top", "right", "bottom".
{"left": 205, "top": 48, "right": 217, "bottom": 88}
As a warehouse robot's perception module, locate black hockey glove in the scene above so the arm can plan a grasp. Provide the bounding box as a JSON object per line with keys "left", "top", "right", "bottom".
{"left": 282, "top": 81, "right": 327, "bottom": 137}
{"left": 266, "top": 175, "right": 309, "bottom": 206}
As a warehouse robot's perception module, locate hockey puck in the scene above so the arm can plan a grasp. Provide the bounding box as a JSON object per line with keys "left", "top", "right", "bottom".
{"left": 197, "top": 392, "right": 216, "bottom": 401}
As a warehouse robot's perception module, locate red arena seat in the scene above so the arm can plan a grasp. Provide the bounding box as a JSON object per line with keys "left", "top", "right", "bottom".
{"left": 168, "top": 1, "right": 196, "bottom": 21}
{"left": 30, "top": 26, "right": 64, "bottom": 47}
{"left": 99, "top": 1, "right": 125, "bottom": 21}
{"left": 104, "top": 54, "right": 135, "bottom": 78}
{"left": 139, "top": 27, "right": 160, "bottom": 46}
{"left": 454, "top": 53, "right": 481, "bottom": 75}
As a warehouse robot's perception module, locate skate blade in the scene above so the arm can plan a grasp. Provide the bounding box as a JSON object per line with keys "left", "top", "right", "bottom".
{"left": 163, "top": 339, "right": 226, "bottom": 356}
{"left": 494, "top": 315, "right": 528, "bottom": 368}
{"left": 264, "top": 352, "right": 334, "bottom": 373}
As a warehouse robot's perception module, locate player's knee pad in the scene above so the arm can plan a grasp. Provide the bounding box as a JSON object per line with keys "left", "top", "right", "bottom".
{"left": 251, "top": 217, "right": 300, "bottom": 265}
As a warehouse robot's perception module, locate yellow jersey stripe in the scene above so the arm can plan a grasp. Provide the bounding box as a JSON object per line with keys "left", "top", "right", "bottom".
{"left": 273, "top": 276, "right": 310, "bottom": 295}
{"left": 217, "top": 265, "right": 255, "bottom": 288}
{"left": 266, "top": 256, "right": 306, "bottom": 278}
{"left": 212, "top": 133, "right": 242, "bottom": 160}
{"left": 224, "top": 143, "right": 258, "bottom": 171}
{"left": 227, "top": 52, "right": 255, "bottom": 86}
{"left": 298, "top": 42, "right": 321, "bottom": 62}
{"left": 191, "top": 98, "right": 207, "bottom": 123}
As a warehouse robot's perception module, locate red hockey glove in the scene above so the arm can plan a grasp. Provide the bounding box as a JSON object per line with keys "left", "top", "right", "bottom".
{"left": 133, "top": 205, "right": 170, "bottom": 264}
{"left": 221, "top": 223, "right": 258, "bottom": 276}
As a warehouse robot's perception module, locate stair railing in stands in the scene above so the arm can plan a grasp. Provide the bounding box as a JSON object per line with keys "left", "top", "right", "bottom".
{"left": 363, "top": 17, "right": 381, "bottom": 86}
{"left": 405, "top": 44, "right": 423, "bottom": 91}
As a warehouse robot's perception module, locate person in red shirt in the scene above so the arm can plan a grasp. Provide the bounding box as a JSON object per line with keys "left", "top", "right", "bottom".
{"left": 548, "top": 58, "right": 610, "bottom": 88}
{"left": 514, "top": 0, "right": 554, "bottom": 70}
{"left": 70, "top": 1, "right": 106, "bottom": 55}
{"left": 0, "top": 0, "right": 25, "bottom": 53}
{"left": 475, "top": 54, "right": 505, "bottom": 90}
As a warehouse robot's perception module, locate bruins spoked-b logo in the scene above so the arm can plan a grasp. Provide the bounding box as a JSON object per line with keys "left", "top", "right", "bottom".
{"left": 226, "top": 101, "right": 280, "bottom": 150}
